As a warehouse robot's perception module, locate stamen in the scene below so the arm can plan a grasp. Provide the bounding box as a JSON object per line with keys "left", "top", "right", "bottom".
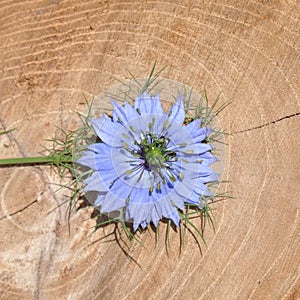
{"left": 157, "top": 182, "right": 161, "bottom": 192}
{"left": 149, "top": 185, "right": 154, "bottom": 195}
{"left": 130, "top": 125, "right": 136, "bottom": 133}
{"left": 122, "top": 141, "right": 129, "bottom": 149}
{"left": 132, "top": 152, "right": 141, "bottom": 158}
{"left": 122, "top": 133, "right": 130, "bottom": 140}
{"left": 178, "top": 172, "right": 184, "bottom": 180}
{"left": 136, "top": 168, "right": 144, "bottom": 183}
{"left": 157, "top": 170, "right": 165, "bottom": 182}
{"left": 163, "top": 120, "right": 169, "bottom": 129}
{"left": 169, "top": 175, "right": 177, "bottom": 182}
{"left": 185, "top": 149, "right": 194, "bottom": 154}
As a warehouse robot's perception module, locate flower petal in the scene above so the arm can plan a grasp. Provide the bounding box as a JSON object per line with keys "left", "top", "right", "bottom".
{"left": 125, "top": 188, "right": 150, "bottom": 230}
{"left": 184, "top": 190, "right": 203, "bottom": 207}
{"left": 134, "top": 92, "right": 163, "bottom": 115}
{"left": 166, "top": 95, "right": 185, "bottom": 125}
{"left": 90, "top": 115, "right": 122, "bottom": 147}
{"left": 160, "top": 183, "right": 185, "bottom": 210}
{"left": 83, "top": 171, "right": 109, "bottom": 192}
{"left": 77, "top": 151, "right": 99, "bottom": 170}
{"left": 111, "top": 100, "right": 139, "bottom": 123}
{"left": 199, "top": 151, "right": 218, "bottom": 166}
{"left": 176, "top": 143, "right": 211, "bottom": 155}
{"left": 152, "top": 189, "right": 180, "bottom": 225}
{"left": 77, "top": 149, "right": 113, "bottom": 171}
{"left": 173, "top": 177, "right": 196, "bottom": 199}
{"left": 197, "top": 170, "right": 218, "bottom": 183}
{"left": 101, "top": 189, "right": 128, "bottom": 212}
{"left": 185, "top": 119, "right": 213, "bottom": 142}
{"left": 94, "top": 192, "right": 107, "bottom": 206}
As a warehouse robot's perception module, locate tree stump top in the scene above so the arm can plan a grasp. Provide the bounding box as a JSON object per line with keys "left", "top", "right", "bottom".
{"left": 0, "top": 1, "right": 299, "bottom": 299}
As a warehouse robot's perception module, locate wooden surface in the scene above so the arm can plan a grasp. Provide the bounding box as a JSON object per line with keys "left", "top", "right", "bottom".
{"left": 0, "top": 1, "right": 299, "bottom": 299}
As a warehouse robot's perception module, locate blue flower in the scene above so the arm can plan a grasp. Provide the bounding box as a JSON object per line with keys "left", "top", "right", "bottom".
{"left": 78, "top": 92, "right": 218, "bottom": 231}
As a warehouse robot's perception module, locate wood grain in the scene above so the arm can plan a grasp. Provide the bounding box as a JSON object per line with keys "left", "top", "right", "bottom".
{"left": 0, "top": 1, "right": 299, "bottom": 299}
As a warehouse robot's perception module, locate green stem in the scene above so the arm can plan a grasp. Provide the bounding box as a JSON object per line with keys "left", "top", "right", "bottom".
{"left": 0, "top": 156, "right": 72, "bottom": 166}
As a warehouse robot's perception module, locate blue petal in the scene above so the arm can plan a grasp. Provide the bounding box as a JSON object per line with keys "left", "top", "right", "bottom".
{"left": 185, "top": 118, "right": 202, "bottom": 133}
{"left": 166, "top": 210, "right": 180, "bottom": 227}
{"left": 83, "top": 172, "right": 110, "bottom": 192}
{"left": 108, "top": 177, "right": 133, "bottom": 198}
{"left": 166, "top": 95, "right": 185, "bottom": 124}
{"left": 185, "top": 191, "right": 202, "bottom": 206}
{"left": 97, "top": 167, "right": 119, "bottom": 188}
{"left": 194, "top": 143, "right": 212, "bottom": 154}
{"left": 176, "top": 143, "right": 211, "bottom": 155}
{"left": 193, "top": 181, "right": 212, "bottom": 196}
{"left": 195, "top": 164, "right": 216, "bottom": 178}
{"left": 90, "top": 115, "right": 122, "bottom": 146}
{"left": 198, "top": 170, "right": 218, "bottom": 183}
{"left": 122, "top": 167, "right": 154, "bottom": 189}
{"left": 134, "top": 92, "right": 164, "bottom": 115}
{"left": 136, "top": 114, "right": 167, "bottom": 137}
{"left": 149, "top": 205, "right": 161, "bottom": 227}
{"left": 151, "top": 218, "right": 159, "bottom": 228}
{"left": 125, "top": 188, "right": 150, "bottom": 230}
{"left": 86, "top": 142, "right": 111, "bottom": 154}
{"left": 77, "top": 150, "right": 113, "bottom": 171}
{"left": 172, "top": 169, "right": 213, "bottom": 198}
{"left": 166, "top": 122, "right": 191, "bottom": 145}
{"left": 77, "top": 151, "right": 99, "bottom": 170}
{"left": 159, "top": 183, "right": 185, "bottom": 210}
{"left": 175, "top": 158, "right": 216, "bottom": 180}
{"left": 185, "top": 119, "right": 213, "bottom": 142}
{"left": 173, "top": 177, "right": 196, "bottom": 199}
{"left": 101, "top": 189, "right": 128, "bottom": 212}
{"left": 199, "top": 151, "right": 218, "bottom": 166}
{"left": 114, "top": 114, "right": 149, "bottom": 143}
{"left": 152, "top": 190, "right": 180, "bottom": 225}
{"left": 193, "top": 127, "right": 213, "bottom": 143}
{"left": 126, "top": 186, "right": 150, "bottom": 205}
{"left": 94, "top": 192, "right": 107, "bottom": 206}
{"left": 123, "top": 184, "right": 183, "bottom": 229}
{"left": 111, "top": 100, "right": 139, "bottom": 123}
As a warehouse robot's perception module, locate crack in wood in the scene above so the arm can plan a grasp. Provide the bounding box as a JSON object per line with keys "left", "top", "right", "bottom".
{"left": 0, "top": 199, "right": 38, "bottom": 220}
{"left": 232, "top": 112, "right": 300, "bottom": 135}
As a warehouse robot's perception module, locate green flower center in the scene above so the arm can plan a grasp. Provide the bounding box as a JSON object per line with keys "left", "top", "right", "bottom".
{"left": 145, "top": 145, "right": 166, "bottom": 170}
{"left": 139, "top": 133, "right": 177, "bottom": 172}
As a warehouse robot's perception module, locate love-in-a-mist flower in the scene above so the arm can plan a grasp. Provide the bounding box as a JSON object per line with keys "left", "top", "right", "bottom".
{"left": 77, "top": 92, "right": 218, "bottom": 231}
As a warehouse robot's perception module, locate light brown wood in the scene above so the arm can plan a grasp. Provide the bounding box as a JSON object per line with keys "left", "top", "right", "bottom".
{"left": 0, "top": 1, "right": 299, "bottom": 299}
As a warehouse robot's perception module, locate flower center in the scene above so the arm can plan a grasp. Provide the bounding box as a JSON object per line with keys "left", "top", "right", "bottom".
{"left": 145, "top": 145, "right": 166, "bottom": 170}
{"left": 139, "top": 133, "right": 176, "bottom": 172}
